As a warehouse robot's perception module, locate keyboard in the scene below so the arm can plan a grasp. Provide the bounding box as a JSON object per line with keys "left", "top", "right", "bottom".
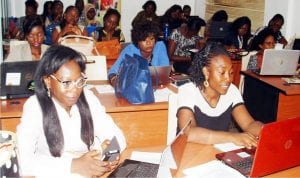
{"left": 128, "top": 162, "right": 159, "bottom": 178}
{"left": 232, "top": 157, "right": 253, "bottom": 174}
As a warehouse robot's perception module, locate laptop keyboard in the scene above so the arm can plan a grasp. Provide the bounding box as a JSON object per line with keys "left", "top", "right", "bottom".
{"left": 232, "top": 157, "right": 253, "bottom": 174}
{"left": 128, "top": 162, "right": 159, "bottom": 178}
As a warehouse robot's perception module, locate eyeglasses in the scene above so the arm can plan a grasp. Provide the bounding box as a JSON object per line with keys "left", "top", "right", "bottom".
{"left": 50, "top": 73, "right": 87, "bottom": 89}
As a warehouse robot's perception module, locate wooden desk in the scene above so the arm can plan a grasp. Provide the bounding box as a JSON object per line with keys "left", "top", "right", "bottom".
{"left": 241, "top": 71, "right": 300, "bottom": 123}
{"left": 0, "top": 98, "right": 26, "bottom": 132}
{"left": 1, "top": 82, "right": 169, "bottom": 148}
{"left": 118, "top": 143, "right": 300, "bottom": 178}
{"left": 232, "top": 59, "right": 242, "bottom": 88}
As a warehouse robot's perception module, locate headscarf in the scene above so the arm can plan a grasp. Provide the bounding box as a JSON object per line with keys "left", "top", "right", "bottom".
{"left": 84, "top": 3, "right": 98, "bottom": 26}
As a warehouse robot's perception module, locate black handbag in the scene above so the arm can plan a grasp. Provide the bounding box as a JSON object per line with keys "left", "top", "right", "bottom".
{"left": 115, "top": 54, "right": 155, "bottom": 104}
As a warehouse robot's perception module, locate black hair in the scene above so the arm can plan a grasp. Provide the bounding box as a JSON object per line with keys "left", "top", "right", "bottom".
{"left": 41, "top": 1, "right": 53, "bottom": 23}
{"left": 23, "top": 15, "right": 44, "bottom": 36}
{"left": 131, "top": 21, "right": 160, "bottom": 47}
{"left": 142, "top": 0, "right": 157, "bottom": 12}
{"left": 231, "top": 16, "right": 251, "bottom": 36}
{"left": 34, "top": 45, "right": 94, "bottom": 157}
{"left": 25, "top": 0, "right": 38, "bottom": 10}
{"left": 187, "top": 17, "right": 206, "bottom": 32}
{"left": 183, "top": 5, "right": 191, "bottom": 11}
{"left": 211, "top": 10, "right": 228, "bottom": 22}
{"left": 249, "top": 27, "right": 276, "bottom": 51}
{"left": 103, "top": 8, "right": 121, "bottom": 26}
{"left": 189, "top": 42, "right": 230, "bottom": 87}
{"left": 268, "top": 14, "right": 284, "bottom": 26}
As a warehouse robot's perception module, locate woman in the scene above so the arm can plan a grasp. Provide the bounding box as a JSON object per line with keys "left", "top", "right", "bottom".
{"left": 84, "top": 3, "right": 101, "bottom": 37}
{"left": 6, "top": 15, "right": 49, "bottom": 61}
{"left": 95, "top": 8, "right": 125, "bottom": 42}
{"left": 177, "top": 42, "right": 263, "bottom": 148}
{"left": 108, "top": 21, "right": 169, "bottom": 85}
{"left": 168, "top": 17, "right": 206, "bottom": 74}
{"left": 224, "top": 16, "right": 252, "bottom": 51}
{"left": 131, "top": 0, "right": 160, "bottom": 28}
{"left": 52, "top": 5, "right": 88, "bottom": 44}
{"left": 160, "top": 4, "right": 183, "bottom": 33}
{"left": 44, "top": 0, "right": 64, "bottom": 45}
{"left": 247, "top": 28, "right": 276, "bottom": 71}
{"left": 41, "top": 1, "right": 53, "bottom": 28}
{"left": 17, "top": 45, "right": 126, "bottom": 177}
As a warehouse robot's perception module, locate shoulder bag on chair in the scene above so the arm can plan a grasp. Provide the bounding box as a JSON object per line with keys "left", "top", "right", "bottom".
{"left": 95, "top": 39, "right": 121, "bottom": 59}
{"left": 114, "top": 54, "right": 155, "bottom": 104}
{"left": 58, "top": 35, "right": 99, "bottom": 56}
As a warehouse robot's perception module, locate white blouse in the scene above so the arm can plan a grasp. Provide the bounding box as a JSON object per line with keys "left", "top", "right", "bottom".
{"left": 17, "top": 89, "right": 126, "bottom": 177}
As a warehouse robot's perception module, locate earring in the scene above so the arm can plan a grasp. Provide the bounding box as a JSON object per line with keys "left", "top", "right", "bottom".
{"left": 47, "top": 87, "right": 51, "bottom": 97}
{"left": 203, "top": 80, "right": 209, "bottom": 88}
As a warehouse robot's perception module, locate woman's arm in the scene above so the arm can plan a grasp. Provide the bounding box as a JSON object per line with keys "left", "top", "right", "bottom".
{"left": 178, "top": 107, "right": 262, "bottom": 148}
{"left": 232, "top": 104, "right": 263, "bottom": 137}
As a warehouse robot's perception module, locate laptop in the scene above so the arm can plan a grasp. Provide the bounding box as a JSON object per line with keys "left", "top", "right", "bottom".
{"left": 0, "top": 61, "right": 39, "bottom": 99}
{"left": 148, "top": 65, "right": 172, "bottom": 87}
{"left": 216, "top": 117, "right": 300, "bottom": 177}
{"left": 256, "top": 49, "right": 299, "bottom": 76}
{"left": 108, "top": 120, "right": 190, "bottom": 178}
{"left": 207, "top": 21, "right": 231, "bottom": 42}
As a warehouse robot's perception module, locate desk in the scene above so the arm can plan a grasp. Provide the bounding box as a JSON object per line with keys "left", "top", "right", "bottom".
{"left": 0, "top": 82, "right": 170, "bottom": 148}
{"left": 118, "top": 143, "right": 300, "bottom": 178}
{"left": 241, "top": 71, "right": 300, "bottom": 123}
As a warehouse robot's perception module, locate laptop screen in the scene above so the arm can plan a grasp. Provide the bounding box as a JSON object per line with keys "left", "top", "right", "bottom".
{"left": 0, "top": 61, "right": 39, "bottom": 99}
{"left": 148, "top": 65, "right": 172, "bottom": 87}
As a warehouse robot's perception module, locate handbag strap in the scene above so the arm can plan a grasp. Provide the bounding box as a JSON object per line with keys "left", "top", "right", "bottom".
{"left": 58, "top": 35, "right": 95, "bottom": 44}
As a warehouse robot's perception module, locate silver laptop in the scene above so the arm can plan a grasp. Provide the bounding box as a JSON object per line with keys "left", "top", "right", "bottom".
{"left": 259, "top": 49, "right": 299, "bottom": 75}
{"left": 148, "top": 65, "right": 172, "bottom": 87}
{"left": 0, "top": 61, "right": 39, "bottom": 99}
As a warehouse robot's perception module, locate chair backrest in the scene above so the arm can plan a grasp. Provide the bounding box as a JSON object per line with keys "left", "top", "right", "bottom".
{"left": 167, "top": 93, "right": 178, "bottom": 145}
{"left": 85, "top": 55, "right": 107, "bottom": 80}
{"left": 239, "top": 51, "right": 257, "bottom": 93}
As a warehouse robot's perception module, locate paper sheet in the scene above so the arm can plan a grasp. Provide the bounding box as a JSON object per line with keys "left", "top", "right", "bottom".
{"left": 130, "top": 151, "right": 162, "bottom": 164}
{"left": 154, "top": 88, "right": 175, "bottom": 102}
{"left": 183, "top": 160, "right": 245, "bottom": 178}
{"left": 213, "top": 142, "right": 244, "bottom": 152}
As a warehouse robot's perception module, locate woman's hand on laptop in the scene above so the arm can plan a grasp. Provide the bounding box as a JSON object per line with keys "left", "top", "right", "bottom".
{"left": 231, "top": 132, "right": 258, "bottom": 149}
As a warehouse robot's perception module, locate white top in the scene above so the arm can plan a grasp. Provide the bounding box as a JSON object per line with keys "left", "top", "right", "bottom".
{"left": 5, "top": 41, "right": 49, "bottom": 62}
{"left": 17, "top": 89, "right": 126, "bottom": 177}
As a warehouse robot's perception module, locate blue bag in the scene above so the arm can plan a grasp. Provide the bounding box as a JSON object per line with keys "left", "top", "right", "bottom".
{"left": 115, "top": 54, "right": 155, "bottom": 104}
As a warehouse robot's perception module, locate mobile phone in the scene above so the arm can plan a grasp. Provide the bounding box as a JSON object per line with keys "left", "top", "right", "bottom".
{"left": 102, "top": 149, "right": 120, "bottom": 161}
{"left": 101, "top": 136, "right": 120, "bottom": 162}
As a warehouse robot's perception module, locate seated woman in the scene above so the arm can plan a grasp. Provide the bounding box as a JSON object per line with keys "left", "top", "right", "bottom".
{"left": 247, "top": 28, "right": 276, "bottom": 71}
{"left": 52, "top": 5, "right": 88, "bottom": 44}
{"left": 84, "top": 3, "right": 101, "bottom": 38}
{"left": 131, "top": 0, "right": 160, "bottom": 28}
{"left": 17, "top": 45, "right": 126, "bottom": 177}
{"left": 108, "top": 21, "right": 169, "bottom": 85}
{"left": 177, "top": 42, "right": 263, "bottom": 148}
{"left": 6, "top": 15, "right": 49, "bottom": 61}
{"left": 224, "top": 16, "right": 252, "bottom": 51}
{"left": 168, "top": 17, "right": 206, "bottom": 74}
{"left": 95, "top": 8, "right": 125, "bottom": 42}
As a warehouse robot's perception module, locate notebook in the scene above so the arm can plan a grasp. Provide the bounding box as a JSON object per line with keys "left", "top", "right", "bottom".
{"left": 256, "top": 49, "right": 299, "bottom": 76}
{"left": 0, "top": 61, "right": 39, "bottom": 99}
{"left": 148, "top": 65, "right": 172, "bottom": 87}
{"left": 108, "top": 120, "right": 190, "bottom": 178}
{"left": 216, "top": 116, "right": 300, "bottom": 177}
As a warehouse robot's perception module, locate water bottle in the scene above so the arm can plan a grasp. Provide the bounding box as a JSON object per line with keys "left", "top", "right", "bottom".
{"left": 163, "top": 23, "right": 169, "bottom": 40}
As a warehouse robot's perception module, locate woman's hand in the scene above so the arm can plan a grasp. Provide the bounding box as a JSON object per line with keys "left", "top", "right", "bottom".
{"left": 231, "top": 132, "right": 258, "bottom": 149}
{"left": 71, "top": 150, "right": 110, "bottom": 177}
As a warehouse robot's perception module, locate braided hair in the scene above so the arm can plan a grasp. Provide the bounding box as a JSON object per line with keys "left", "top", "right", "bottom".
{"left": 189, "top": 42, "right": 230, "bottom": 88}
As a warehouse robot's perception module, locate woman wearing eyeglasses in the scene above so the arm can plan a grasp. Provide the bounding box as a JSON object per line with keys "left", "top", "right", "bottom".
{"left": 16, "top": 45, "right": 126, "bottom": 177}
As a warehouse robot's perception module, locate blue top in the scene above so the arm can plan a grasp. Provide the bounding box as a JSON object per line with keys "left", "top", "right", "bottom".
{"left": 108, "top": 41, "right": 170, "bottom": 79}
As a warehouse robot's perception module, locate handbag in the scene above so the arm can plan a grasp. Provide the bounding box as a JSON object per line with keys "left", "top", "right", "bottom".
{"left": 58, "top": 35, "right": 98, "bottom": 56}
{"left": 95, "top": 39, "right": 121, "bottom": 59}
{"left": 114, "top": 54, "right": 155, "bottom": 104}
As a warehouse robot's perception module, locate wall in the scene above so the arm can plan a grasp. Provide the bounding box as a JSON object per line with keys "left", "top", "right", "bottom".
{"left": 265, "top": 0, "right": 300, "bottom": 43}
